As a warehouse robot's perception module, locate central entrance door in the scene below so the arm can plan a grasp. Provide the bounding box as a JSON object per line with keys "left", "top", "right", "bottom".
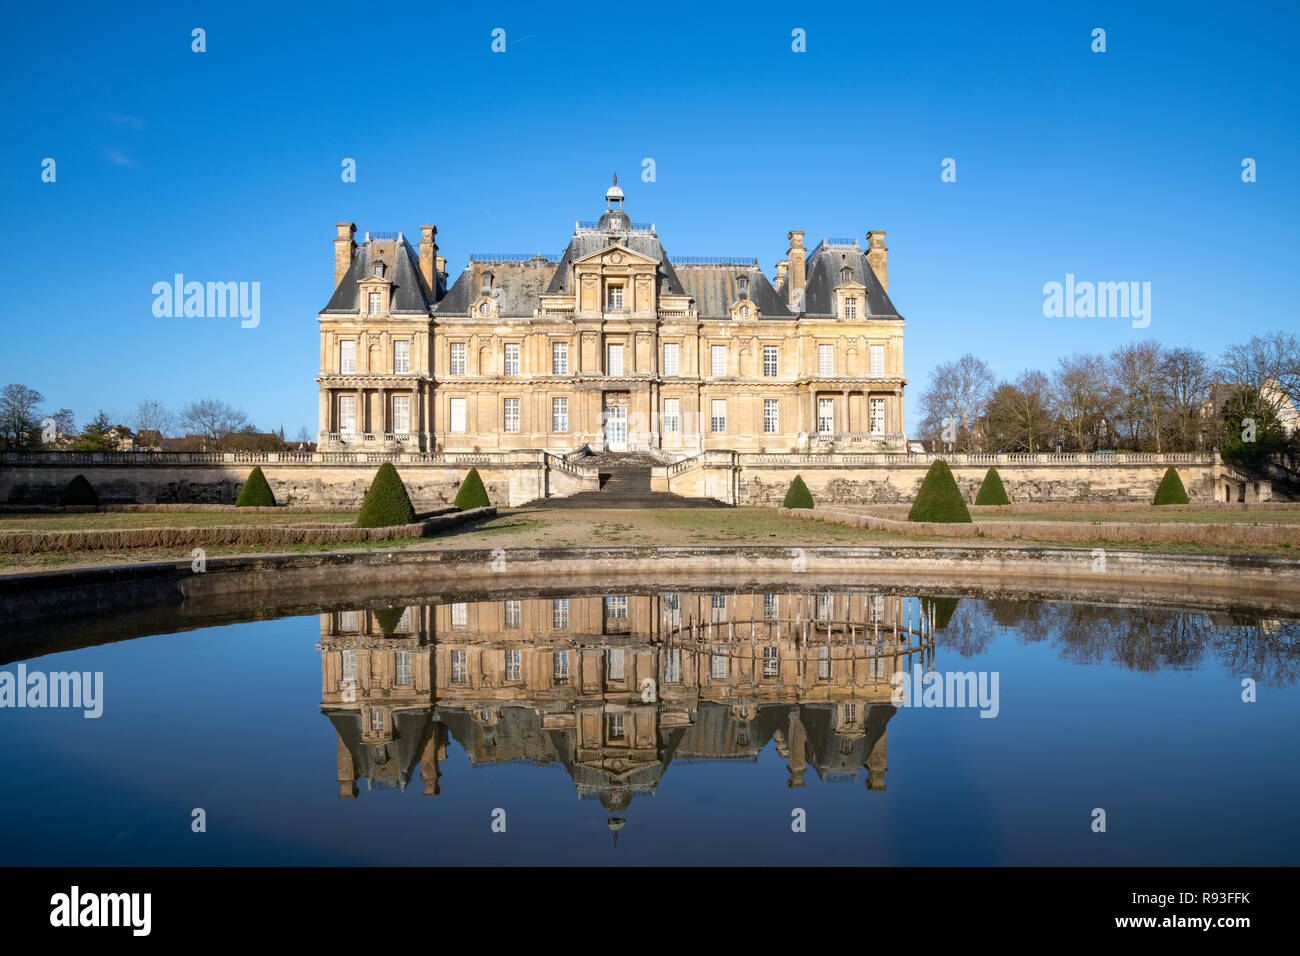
{"left": 603, "top": 392, "right": 628, "bottom": 451}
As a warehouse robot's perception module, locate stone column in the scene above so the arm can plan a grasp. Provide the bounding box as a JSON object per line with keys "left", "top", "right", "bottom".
{"left": 337, "top": 731, "right": 358, "bottom": 799}
{"left": 410, "top": 386, "right": 419, "bottom": 445}
{"left": 377, "top": 387, "right": 387, "bottom": 437}
{"left": 787, "top": 708, "right": 806, "bottom": 788}
{"left": 318, "top": 386, "right": 329, "bottom": 437}
{"left": 356, "top": 387, "right": 365, "bottom": 437}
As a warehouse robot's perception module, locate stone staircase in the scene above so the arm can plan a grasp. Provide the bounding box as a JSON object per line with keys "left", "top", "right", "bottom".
{"left": 533, "top": 453, "right": 728, "bottom": 509}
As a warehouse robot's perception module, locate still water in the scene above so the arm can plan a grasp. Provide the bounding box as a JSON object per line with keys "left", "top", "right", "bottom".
{"left": 2, "top": 586, "right": 1297, "bottom": 866}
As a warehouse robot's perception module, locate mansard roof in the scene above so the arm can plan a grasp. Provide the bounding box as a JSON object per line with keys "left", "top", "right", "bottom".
{"left": 322, "top": 237, "right": 433, "bottom": 314}
{"left": 672, "top": 261, "right": 793, "bottom": 319}
{"left": 542, "top": 230, "right": 687, "bottom": 297}
{"left": 801, "top": 241, "right": 901, "bottom": 318}
{"left": 437, "top": 257, "right": 559, "bottom": 318}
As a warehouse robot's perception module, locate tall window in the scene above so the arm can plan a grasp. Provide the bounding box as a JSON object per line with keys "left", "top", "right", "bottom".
{"left": 818, "top": 344, "right": 834, "bottom": 376}
{"left": 662, "top": 398, "right": 680, "bottom": 433}
{"left": 608, "top": 648, "right": 625, "bottom": 681}
{"left": 711, "top": 653, "right": 727, "bottom": 680}
{"left": 395, "top": 651, "right": 411, "bottom": 686}
{"left": 505, "top": 649, "right": 521, "bottom": 681}
{"left": 450, "top": 342, "right": 466, "bottom": 375}
{"left": 763, "top": 345, "right": 778, "bottom": 377}
{"left": 763, "top": 399, "right": 779, "bottom": 434}
{"left": 710, "top": 345, "right": 726, "bottom": 377}
{"left": 818, "top": 397, "right": 834, "bottom": 435}
{"left": 553, "top": 651, "right": 569, "bottom": 681}
{"left": 711, "top": 592, "right": 727, "bottom": 621}
{"left": 552, "top": 342, "right": 568, "bottom": 375}
{"left": 662, "top": 343, "right": 679, "bottom": 376}
{"left": 763, "top": 645, "right": 778, "bottom": 677}
{"left": 607, "top": 713, "right": 625, "bottom": 740}
{"left": 371, "top": 711, "right": 385, "bottom": 732}
{"left": 340, "top": 340, "right": 356, "bottom": 374}
{"left": 552, "top": 397, "right": 568, "bottom": 432}
{"left": 605, "top": 596, "right": 628, "bottom": 619}
{"left": 341, "top": 648, "right": 357, "bottom": 681}
{"left": 607, "top": 285, "right": 623, "bottom": 311}
{"left": 553, "top": 598, "right": 569, "bottom": 628}
{"left": 845, "top": 296, "right": 858, "bottom": 319}
{"left": 393, "top": 341, "right": 410, "bottom": 374}
{"left": 504, "top": 600, "right": 521, "bottom": 628}
{"left": 818, "top": 645, "right": 830, "bottom": 679}
{"left": 763, "top": 593, "right": 778, "bottom": 619}
{"left": 504, "top": 344, "right": 520, "bottom": 375}
{"left": 451, "top": 649, "right": 468, "bottom": 682}
{"left": 711, "top": 399, "right": 726, "bottom": 433}
{"left": 817, "top": 593, "right": 833, "bottom": 620}
{"left": 450, "top": 603, "right": 467, "bottom": 629}
{"left": 870, "top": 398, "right": 886, "bottom": 435}
{"left": 665, "top": 648, "right": 682, "bottom": 683}
{"left": 392, "top": 395, "right": 410, "bottom": 434}
{"left": 607, "top": 344, "right": 624, "bottom": 376}
{"left": 663, "top": 593, "right": 681, "bottom": 627}
{"left": 503, "top": 398, "right": 520, "bottom": 432}
{"left": 869, "top": 344, "right": 884, "bottom": 377}
{"left": 368, "top": 292, "right": 382, "bottom": 315}
{"left": 449, "top": 397, "right": 467, "bottom": 433}
{"left": 339, "top": 395, "right": 356, "bottom": 436}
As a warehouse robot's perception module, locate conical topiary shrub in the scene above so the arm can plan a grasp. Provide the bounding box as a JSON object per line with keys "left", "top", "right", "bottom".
{"left": 974, "top": 467, "right": 1010, "bottom": 506}
{"left": 1153, "top": 466, "right": 1190, "bottom": 505}
{"left": 923, "top": 596, "right": 961, "bottom": 630}
{"left": 908, "top": 459, "right": 972, "bottom": 523}
{"left": 57, "top": 474, "right": 99, "bottom": 506}
{"left": 357, "top": 462, "right": 416, "bottom": 528}
{"left": 235, "top": 466, "right": 277, "bottom": 507}
{"left": 782, "top": 475, "right": 814, "bottom": 509}
{"left": 452, "top": 467, "right": 490, "bottom": 510}
{"left": 372, "top": 607, "right": 406, "bottom": 635}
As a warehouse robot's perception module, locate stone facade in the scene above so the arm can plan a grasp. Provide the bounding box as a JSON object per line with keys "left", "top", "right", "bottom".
{"left": 317, "top": 181, "right": 906, "bottom": 457}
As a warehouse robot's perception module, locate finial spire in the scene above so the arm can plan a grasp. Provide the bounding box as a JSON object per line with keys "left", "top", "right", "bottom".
{"left": 605, "top": 175, "right": 625, "bottom": 210}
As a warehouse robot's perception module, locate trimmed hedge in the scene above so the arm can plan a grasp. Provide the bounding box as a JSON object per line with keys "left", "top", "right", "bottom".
{"left": 974, "top": 467, "right": 1010, "bottom": 506}
{"left": 357, "top": 462, "right": 416, "bottom": 528}
{"left": 908, "top": 459, "right": 972, "bottom": 523}
{"left": 57, "top": 474, "right": 99, "bottom": 507}
{"left": 782, "top": 475, "right": 814, "bottom": 509}
{"left": 453, "top": 467, "right": 491, "bottom": 510}
{"left": 923, "top": 596, "right": 961, "bottom": 629}
{"left": 373, "top": 607, "right": 406, "bottom": 634}
{"left": 1153, "top": 466, "right": 1190, "bottom": 505}
{"left": 235, "top": 466, "right": 277, "bottom": 507}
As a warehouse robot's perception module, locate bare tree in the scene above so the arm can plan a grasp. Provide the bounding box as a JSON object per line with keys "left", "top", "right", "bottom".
{"left": 1110, "top": 341, "right": 1165, "bottom": 451}
{"left": 1052, "top": 354, "right": 1113, "bottom": 451}
{"left": 0, "top": 383, "right": 45, "bottom": 450}
{"left": 179, "top": 399, "right": 249, "bottom": 445}
{"left": 917, "top": 354, "right": 996, "bottom": 452}
{"left": 1220, "top": 330, "right": 1300, "bottom": 412}
{"left": 133, "top": 399, "right": 176, "bottom": 438}
{"left": 986, "top": 370, "right": 1055, "bottom": 452}
{"left": 1158, "top": 348, "right": 1212, "bottom": 451}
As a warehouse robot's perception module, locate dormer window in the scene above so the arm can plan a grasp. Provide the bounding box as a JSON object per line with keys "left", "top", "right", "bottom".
{"left": 845, "top": 296, "right": 858, "bottom": 319}
{"left": 368, "top": 292, "right": 382, "bottom": 315}
{"left": 481, "top": 270, "right": 493, "bottom": 295}
{"left": 841, "top": 266, "right": 853, "bottom": 284}
{"left": 737, "top": 275, "right": 749, "bottom": 299}
{"left": 374, "top": 256, "right": 386, "bottom": 278}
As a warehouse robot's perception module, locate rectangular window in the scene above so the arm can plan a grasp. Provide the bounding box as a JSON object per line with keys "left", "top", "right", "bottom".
{"left": 450, "top": 603, "right": 467, "bottom": 629}
{"left": 451, "top": 649, "right": 468, "bottom": 682}
{"left": 845, "top": 702, "right": 858, "bottom": 725}
{"left": 339, "top": 395, "right": 356, "bottom": 437}
{"left": 818, "top": 344, "right": 834, "bottom": 377}
{"left": 662, "top": 398, "right": 680, "bottom": 433}
{"left": 340, "top": 340, "right": 356, "bottom": 374}
{"left": 710, "top": 345, "right": 726, "bottom": 377}
{"left": 449, "top": 397, "right": 466, "bottom": 433}
{"left": 763, "top": 399, "right": 779, "bottom": 434}
{"left": 663, "top": 593, "right": 681, "bottom": 627}
{"left": 711, "top": 592, "right": 727, "bottom": 622}
{"left": 763, "top": 645, "right": 778, "bottom": 677}
{"left": 503, "top": 343, "right": 520, "bottom": 376}
{"left": 552, "top": 397, "right": 568, "bottom": 432}
{"left": 607, "top": 344, "right": 624, "bottom": 376}
{"left": 605, "top": 596, "right": 628, "bottom": 620}
{"left": 665, "top": 648, "right": 682, "bottom": 683}
{"left": 394, "top": 340, "right": 410, "bottom": 374}
{"left": 341, "top": 648, "right": 357, "bottom": 682}
{"left": 553, "top": 651, "right": 569, "bottom": 681}
{"left": 763, "top": 593, "right": 778, "bottom": 619}
{"left": 818, "top": 645, "right": 830, "bottom": 680}
{"left": 711, "top": 653, "right": 727, "bottom": 680}
{"left": 817, "top": 593, "right": 833, "bottom": 620}
{"left": 450, "top": 342, "right": 466, "bottom": 375}
{"left": 552, "top": 342, "right": 568, "bottom": 375}
{"left": 505, "top": 649, "right": 521, "bottom": 682}
{"left": 662, "top": 343, "right": 679, "bottom": 376}
{"left": 371, "top": 710, "right": 384, "bottom": 732}
{"left": 763, "top": 345, "right": 778, "bottom": 377}
{"left": 607, "top": 285, "right": 623, "bottom": 311}
{"left": 553, "top": 598, "right": 569, "bottom": 628}
{"left": 711, "top": 399, "right": 726, "bottom": 433}
{"left": 845, "top": 296, "right": 858, "bottom": 319}
{"left": 395, "top": 651, "right": 411, "bottom": 686}
{"left": 818, "top": 397, "right": 834, "bottom": 435}
{"left": 870, "top": 344, "right": 884, "bottom": 377}
{"left": 870, "top": 594, "right": 884, "bottom": 624}
{"left": 608, "top": 648, "right": 625, "bottom": 681}
{"left": 504, "top": 600, "right": 520, "bottom": 628}
{"left": 368, "top": 292, "right": 382, "bottom": 315}
{"left": 392, "top": 395, "right": 410, "bottom": 434}
{"left": 503, "top": 398, "right": 520, "bottom": 432}
{"left": 607, "top": 713, "right": 625, "bottom": 740}
{"left": 870, "top": 398, "right": 886, "bottom": 435}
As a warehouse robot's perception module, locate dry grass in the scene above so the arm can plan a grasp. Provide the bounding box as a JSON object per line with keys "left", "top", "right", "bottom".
{"left": 0, "top": 512, "right": 356, "bottom": 531}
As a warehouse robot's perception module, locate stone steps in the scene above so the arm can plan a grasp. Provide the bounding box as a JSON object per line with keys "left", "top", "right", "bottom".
{"left": 531, "top": 459, "right": 727, "bottom": 509}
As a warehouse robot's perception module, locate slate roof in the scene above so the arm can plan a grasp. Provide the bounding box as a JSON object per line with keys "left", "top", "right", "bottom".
{"left": 801, "top": 243, "right": 901, "bottom": 318}
{"left": 438, "top": 258, "right": 563, "bottom": 317}
{"left": 322, "top": 237, "right": 435, "bottom": 314}
{"left": 672, "top": 264, "right": 793, "bottom": 319}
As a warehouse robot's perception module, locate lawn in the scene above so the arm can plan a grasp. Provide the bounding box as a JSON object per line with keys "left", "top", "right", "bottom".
{"left": 0, "top": 512, "right": 357, "bottom": 531}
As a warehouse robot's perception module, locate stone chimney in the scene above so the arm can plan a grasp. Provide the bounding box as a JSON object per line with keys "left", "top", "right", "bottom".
{"left": 774, "top": 260, "right": 789, "bottom": 294}
{"left": 866, "top": 230, "right": 888, "bottom": 292}
{"left": 418, "top": 225, "right": 438, "bottom": 295}
{"left": 334, "top": 222, "right": 357, "bottom": 289}
{"left": 785, "top": 231, "right": 806, "bottom": 307}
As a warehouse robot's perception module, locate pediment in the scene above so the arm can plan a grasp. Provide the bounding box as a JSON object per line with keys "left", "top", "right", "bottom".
{"left": 572, "top": 243, "right": 660, "bottom": 268}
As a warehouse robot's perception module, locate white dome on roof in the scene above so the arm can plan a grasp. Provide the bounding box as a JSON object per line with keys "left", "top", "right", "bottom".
{"left": 605, "top": 174, "right": 624, "bottom": 205}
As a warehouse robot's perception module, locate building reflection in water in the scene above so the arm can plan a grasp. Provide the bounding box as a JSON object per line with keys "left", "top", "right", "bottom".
{"left": 318, "top": 591, "right": 937, "bottom": 836}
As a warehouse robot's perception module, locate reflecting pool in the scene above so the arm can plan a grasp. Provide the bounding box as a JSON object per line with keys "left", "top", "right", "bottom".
{"left": 2, "top": 586, "right": 1298, "bottom": 865}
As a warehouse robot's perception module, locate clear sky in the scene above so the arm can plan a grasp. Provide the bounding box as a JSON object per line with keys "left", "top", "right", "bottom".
{"left": 2, "top": 0, "right": 1296, "bottom": 438}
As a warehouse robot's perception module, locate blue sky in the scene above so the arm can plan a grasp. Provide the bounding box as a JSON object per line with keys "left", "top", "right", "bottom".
{"left": 1, "top": 0, "right": 1296, "bottom": 437}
